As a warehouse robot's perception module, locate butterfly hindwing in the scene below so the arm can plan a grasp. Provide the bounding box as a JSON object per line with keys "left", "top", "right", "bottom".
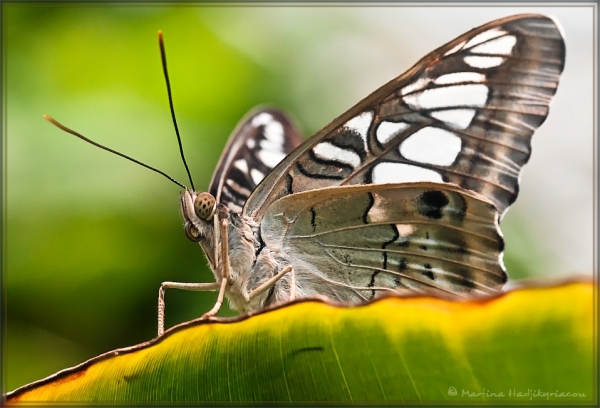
{"left": 209, "top": 108, "right": 303, "bottom": 212}
{"left": 260, "top": 182, "right": 506, "bottom": 301}
{"left": 245, "top": 14, "right": 565, "bottom": 219}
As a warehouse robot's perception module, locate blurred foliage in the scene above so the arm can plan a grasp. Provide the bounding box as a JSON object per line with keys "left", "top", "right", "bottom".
{"left": 4, "top": 5, "right": 552, "bottom": 392}
{"left": 5, "top": 5, "right": 277, "bottom": 391}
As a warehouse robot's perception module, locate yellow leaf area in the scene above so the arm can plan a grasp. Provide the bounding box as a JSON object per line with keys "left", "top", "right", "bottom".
{"left": 6, "top": 281, "right": 595, "bottom": 404}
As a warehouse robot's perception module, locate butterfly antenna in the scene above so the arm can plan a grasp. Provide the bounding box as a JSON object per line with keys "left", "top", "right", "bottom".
{"left": 158, "top": 31, "right": 196, "bottom": 191}
{"left": 43, "top": 115, "right": 187, "bottom": 190}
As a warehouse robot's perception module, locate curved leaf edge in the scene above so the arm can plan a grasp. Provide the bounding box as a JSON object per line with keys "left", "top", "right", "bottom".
{"left": 4, "top": 276, "right": 594, "bottom": 400}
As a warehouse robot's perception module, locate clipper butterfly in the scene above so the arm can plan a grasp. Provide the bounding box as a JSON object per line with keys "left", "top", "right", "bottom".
{"left": 46, "top": 14, "right": 566, "bottom": 335}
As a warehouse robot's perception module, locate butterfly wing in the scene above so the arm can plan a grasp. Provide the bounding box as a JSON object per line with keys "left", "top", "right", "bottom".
{"left": 244, "top": 14, "right": 565, "bottom": 220}
{"left": 209, "top": 108, "right": 303, "bottom": 212}
{"left": 261, "top": 183, "right": 506, "bottom": 301}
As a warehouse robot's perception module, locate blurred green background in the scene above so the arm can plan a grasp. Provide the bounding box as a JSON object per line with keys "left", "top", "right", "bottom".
{"left": 3, "top": 4, "right": 594, "bottom": 392}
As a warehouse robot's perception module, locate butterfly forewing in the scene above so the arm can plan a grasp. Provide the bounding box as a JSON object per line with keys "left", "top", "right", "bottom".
{"left": 244, "top": 14, "right": 565, "bottom": 219}
{"left": 261, "top": 183, "right": 506, "bottom": 302}
{"left": 209, "top": 108, "right": 303, "bottom": 213}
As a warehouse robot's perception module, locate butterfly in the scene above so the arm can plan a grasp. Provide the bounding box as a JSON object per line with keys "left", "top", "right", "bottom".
{"left": 46, "top": 14, "right": 566, "bottom": 336}
{"left": 163, "top": 13, "right": 566, "bottom": 335}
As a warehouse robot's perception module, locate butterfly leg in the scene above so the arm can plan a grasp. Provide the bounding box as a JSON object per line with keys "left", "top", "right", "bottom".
{"left": 248, "top": 265, "right": 294, "bottom": 301}
{"left": 289, "top": 267, "right": 296, "bottom": 300}
{"left": 157, "top": 281, "right": 220, "bottom": 336}
{"left": 200, "top": 216, "right": 231, "bottom": 319}
{"left": 157, "top": 213, "right": 231, "bottom": 336}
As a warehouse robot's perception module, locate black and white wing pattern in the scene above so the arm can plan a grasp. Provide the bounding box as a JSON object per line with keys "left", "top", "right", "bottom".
{"left": 208, "top": 108, "right": 303, "bottom": 213}
{"left": 239, "top": 14, "right": 565, "bottom": 300}
{"left": 245, "top": 14, "right": 565, "bottom": 220}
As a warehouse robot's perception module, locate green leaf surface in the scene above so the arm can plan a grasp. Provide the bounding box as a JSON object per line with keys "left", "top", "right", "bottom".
{"left": 5, "top": 281, "right": 596, "bottom": 404}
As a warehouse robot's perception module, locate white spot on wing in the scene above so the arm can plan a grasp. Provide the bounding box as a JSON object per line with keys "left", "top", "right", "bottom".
{"left": 376, "top": 121, "right": 410, "bottom": 145}
{"left": 470, "top": 35, "right": 517, "bottom": 55}
{"left": 444, "top": 41, "right": 466, "bottom": 56}
{"left": 258, "top": 149, "right": 286, "bottom": 168}
{"left": 250, "top": 169, "right": 265, "bottom": 185}
{"left": 252, "top": 112, "right": 274, "bottom": 127}
{"left": 367, "top": 193, "right": 390, "bottom": 223}
{"left": 344, "top": 111, "right": 373, "bottom": 146}
{"left": 396, "top": 224, "right": 416, "bottom": 237}
{"left": 264, "top": 121, "right": 284, "bottom": 145}
{"left": 227, "top": 202, "right": 243, "bottom": 213}
{"left": 372, "top": 162, "right": 443, "bottom": 183}
{"left": 400, "top": 127, "right": 462, "bottom": 166}
{"left": 464, "top": 56, "right": 504, "bottom": 68}
{"left": 260, "top": 139, "right": 284, "bottom": 157}
{"left": 249, "top": 113, "right": 288, "bottom": 169}
{"left": 313, "top": 142, "right": 360, "bottom": 168}
{"left": 401, "top": 78, "right": 430, "bottom": 95}
{"left": 250, "top": 112, "right": 286, "bottom": 161}
{"left": 234, "top": 159, "right": 248, "bottom": 173}
{"left": 226, "top": 179, "right": 252, "bottom": 197}
{"left": 434, "top": 72, "right": 486, "bottom": 85}
{"left": 404, "top": 84, "right": 488, "bottom": 110}
{"left": 464, "top": 28, "right": 506, "bottom": 48}
{"left": 430, "top": 109, "right": 477, "bottom": 129}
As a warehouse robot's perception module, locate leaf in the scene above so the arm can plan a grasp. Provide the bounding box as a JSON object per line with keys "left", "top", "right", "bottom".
{"left": 5, "top": 280, "right": 595, "bottom": 404}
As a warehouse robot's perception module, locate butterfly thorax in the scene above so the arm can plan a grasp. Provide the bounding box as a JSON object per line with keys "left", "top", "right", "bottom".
{"left": 222, "top": 213, "right": 263, "bottom": 311}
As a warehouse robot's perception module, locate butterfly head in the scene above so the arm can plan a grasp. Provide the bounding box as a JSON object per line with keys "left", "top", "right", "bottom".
{"left": 180, "top": 189, "right": 217, "bottom": 243}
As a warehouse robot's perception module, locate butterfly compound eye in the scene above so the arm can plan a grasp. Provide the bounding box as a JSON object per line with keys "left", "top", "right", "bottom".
{"left": 194, "top": 192, "right": 216, "bottom": 220}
